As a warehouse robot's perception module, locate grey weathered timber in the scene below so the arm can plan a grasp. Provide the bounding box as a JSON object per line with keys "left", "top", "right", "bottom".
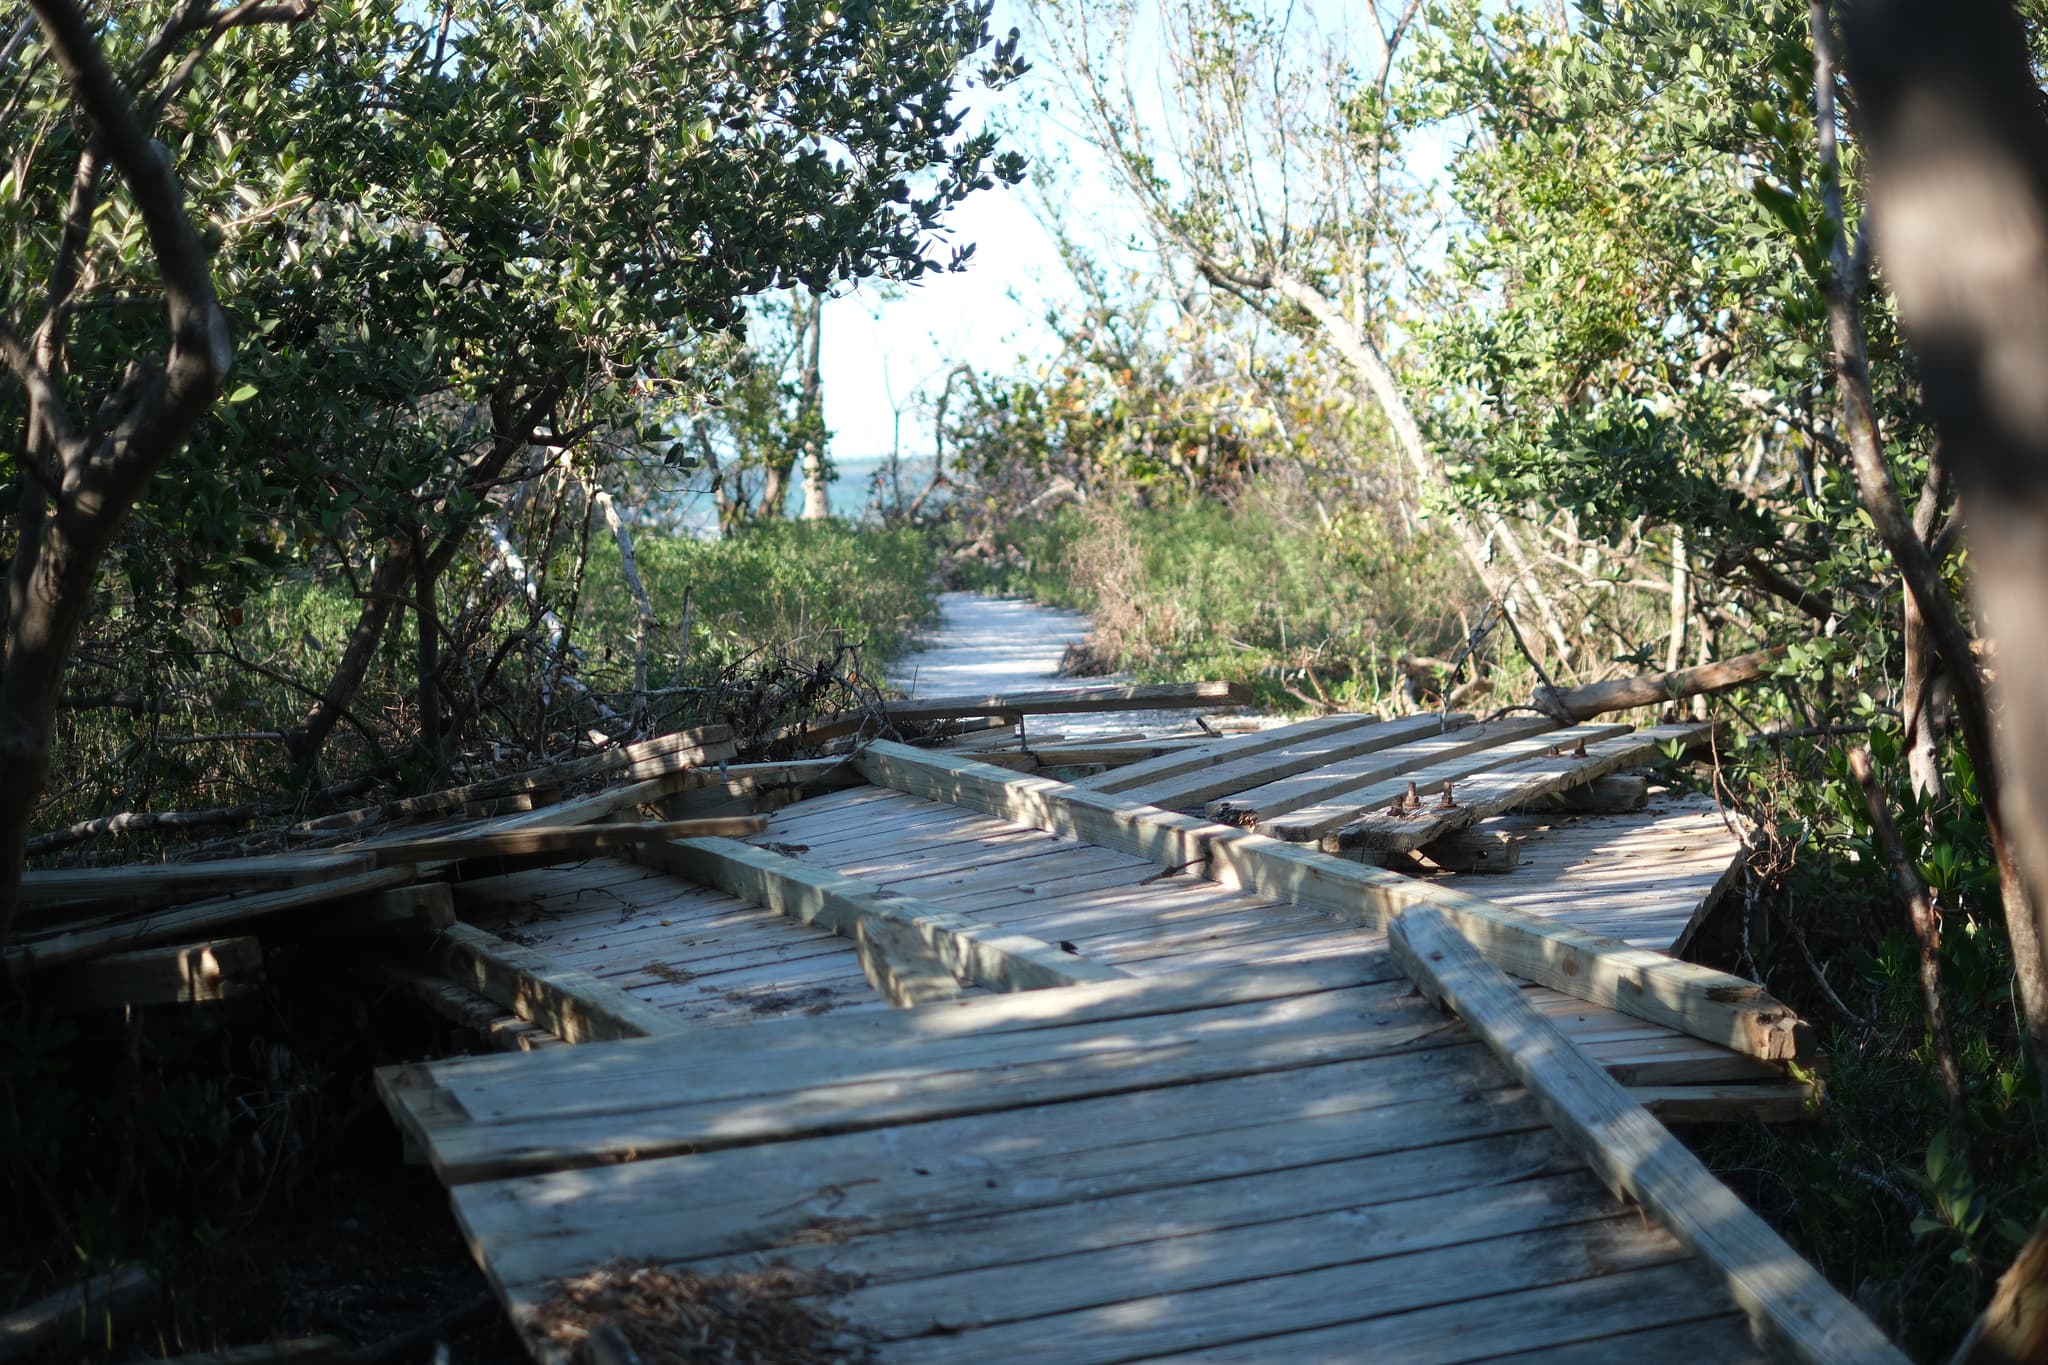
{"left": 1530, "top": 771, "right": 1652, "bottom": 812}
{"left": 18, "top": 852, "right": 379, "bottom": 911}
{"left": 1388, "top": 905, "right": 1903, "bottom": 1364}
{"left": 799, "top": 680, "right": 1252, "bottom": 744}
{"left": 0, "top": 1266, "right": 158, "bottom": 1362}
{"left": 1253, "top": 721, "right": 1618, "bottom": 841}
{"left": 856, "top": 740, "right": 1811, "bottom": 1064}
{"left": 1330, "top": 722, "right": 1715, "bottom": 853}
{"left": 357, "top": 816, "right": 765, "bottom": 867}
{"left": 53, "top": 936, "right": 262, "bottom": 1009}
{"left": 1120, "top": 713, "right": 1462, "bottom": 811}
{"left": 5, "top": 865, "right": 423, "bottom": 974}
{"left": 1075, "top": 713, "right": 1382, "bottom": 793}
{"left": 629, "top": 836, "right": 1125, "bottom": 994}
{"left": 428, "top": 921, "right": 686, "bottom": 1044}
{"left": 1210, "top": 716, "right": 1561, "bottom": 828}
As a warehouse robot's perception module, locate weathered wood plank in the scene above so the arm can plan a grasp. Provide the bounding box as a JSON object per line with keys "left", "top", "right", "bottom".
{"left": 799, "top": 680, "right": 1251, "bottom": 743}
{"left": 1074, "top": 713, "right": 1383, "bottom": 794}
{"left": 1388, "top": 905, "right": 1902, "bottom": 1364}
{"left": 1212, "top": 717, "right": 1565, "bottom": 827}
{"left": 1252, "top": 721, "right": 1614, "bottom": 841}
{"left": 360, "top": 816, "right": 765, "bottom": 868}
{"left": 0, "top": 1266, "right": 158, "bottom": 1363}
{"left": 1330, "top": 722, "right": 1714, "bottom": 853}
{"left": 1530, "top": 771, "right": 1652, "bottom": 812}
{"left": 1121, "top": 714, "right": 1466, "bottom": 811}
{"left": 5, "top": 865, "right": 423, "bottom": 974}
{"left": 852, "top": 914, "right": 966, "bottom": 1007}
{"left": 1629, "top": 1083, "right": 1817, "bottom": 1123}
{"left": 18, "top": 852, "right": 378, "bottom": 911}
{"left": 428, "top": 922, "right": 686, "bottom": 1044}
{"left": 52, "top": 936, "right": 263, "bottom": 1009}
{"left": 876, "top": 1214, "right": 1692, "bottom": 1363}
{"left": 630, "top": 836, "right": 1125, "bottom": 995}
{"left": 825, "top": 1171, "right": 1632, "bottom": 1344}
{"left": 448, "top": 1046, "right": 1542, "bottom": 1286}
{"left": 404, "top": 979, "right": 1449, "bottom": 1181}
{"left": 1142, "top": 1260, "right": 1759, "bottom": 1364}
{"left": 855, "top": 742, "right": 1811, "bottom": 1064}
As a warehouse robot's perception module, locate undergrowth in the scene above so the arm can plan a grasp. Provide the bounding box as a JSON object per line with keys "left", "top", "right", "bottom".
{"left": 950, "top": 486, "right": 1481, "bottom": 709}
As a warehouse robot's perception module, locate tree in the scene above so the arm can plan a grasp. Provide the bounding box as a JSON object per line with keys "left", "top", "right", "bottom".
{"left": 1031, "top": 0, "right": 1578, "bottom": 665}
{"left": 0, "top": 0, "right": 315, "bottom": 946}
{"left": 0, "top": 0, "right": 1028, "bottom": 940}
{"left": 1842, "top": 3, "right": 2048, "bottom": 1352}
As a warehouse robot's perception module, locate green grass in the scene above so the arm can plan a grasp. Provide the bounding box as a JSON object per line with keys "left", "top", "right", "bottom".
{"left": 952, "top": 488, "right": 1484, "bottom": 709}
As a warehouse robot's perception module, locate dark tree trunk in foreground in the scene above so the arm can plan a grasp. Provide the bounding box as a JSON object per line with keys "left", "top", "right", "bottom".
{"left": 0, "top": 0, "right": 292, "bottom": 946}
{"left": 1843, "top": 1, "right": 2048, "bottom": 1357}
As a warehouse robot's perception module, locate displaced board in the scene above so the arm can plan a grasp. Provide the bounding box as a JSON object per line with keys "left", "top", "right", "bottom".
{"left": 382, "top": 955, "right": 1772, "bottom": 1363}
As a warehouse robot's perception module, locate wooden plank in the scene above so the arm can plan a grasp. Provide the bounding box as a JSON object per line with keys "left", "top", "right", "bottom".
{"left": 1388, "top": 905, "right": 1903, "bottom": 1364}
{"left": 0, "top": 1266, "right": 157, "bottom": 1362}
{"left": 420, "top": 988, "right": 1471, "bottom": 1184}
{"left": 1331, "top": 723, "right": 1713, "bottom": 853}
{"left": 361, "top": 816, "right": 765, "bottom": 867}
{"left": 428, "top": 922, "right": 685, "bottom": 1043}
{"left": 827, "top": 1172, "right": 1637, "bottom": 1346}
{"left": 1074, "top": 713, "right": 1385, "bottom": 795}
{"left": 798, "top": 680, "right": 1251, "bottom": 743}
{"left": 875, "top": 1213, "right": 1691, "bottom": 1363}
{"left": 457, "top": 1049, "right": 1550, "bottom": 1295}
{"left": 53, "top": 936, "right": 262, "bottom": 1009}
{"left": 1212, "top": 717, "right": 1563, "bottom": 827}
{"left": 678, "top": 1129, "right": 1581, "bottom": 1314}
{"left": 5, "top": 865, "right": 423, "bottom": 974}
{"left": 852, "top": 914, "right": 966, "bottom": 1007}
{"left": 1251, "top": 720, "right": 1608, "bottom": 840}
{"left": 1121, "top": 714, "right": 1465, "bottom": 811}
{"left": 474, "top": 770, "right": 712, "bottom": 833}
{"left": 17, "top": 852, "right": 378, "bottom": 911}
{"left": 629, "top": 836, "right": 1125, "bottom": 993}
{"left": 1413, "top": 828, "right": 1521, "bottom": 873}
{"left": 1628, "top": 1083, "right": 1817, "bottom": 1123}
{"left": 855, "top": 741, "right": 1811, "bottom": 1065}
{"left": 1140, "top": 1260, "right": 1757, "bottom": 1364}
{"left": 1532, "top": 771, "right": 1652, "bottom": 812}
{"left": 363, "top": 959, "right": 562, "bottom": 1052}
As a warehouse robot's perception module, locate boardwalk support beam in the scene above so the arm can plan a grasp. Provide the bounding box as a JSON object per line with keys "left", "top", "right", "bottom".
{"left": 1389, "top": 905, "right": 1902, "bottom": 1364}
{"left": 855, "top": 739, "right": 1810, "bottom": 1065}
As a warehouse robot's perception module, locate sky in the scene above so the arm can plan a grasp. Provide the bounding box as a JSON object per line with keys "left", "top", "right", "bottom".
{"left": 811, "top": 1, "right": 1471, "bottom": 471}
{"left": 813, "top": 0, "right": 1126, "bottom": 465}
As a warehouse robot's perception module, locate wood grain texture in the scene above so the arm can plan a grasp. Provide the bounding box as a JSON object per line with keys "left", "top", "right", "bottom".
{"left": 856, "top": 742, "right": 1809, "bottom": 1064}
{"left": 631, "top": 836, "right": 1125, "bottom": 994}
{"left": 1330, "top": 722, "right": 1714, "bottom": 853}
{"left": 428, "top": 921, "right": 687, "bottom": 1044}
{"left": 1120, "top": 713, "right": 1467, "bottom": 811}
{"left": 1211, "top": 716, "right": 1560, "bottom": 828}
{"left": 1074, "top": 713, "right": 1382, "bottom": 794}
{"left": 1388, "top": 905, "right": 1902, "bottom": 1364}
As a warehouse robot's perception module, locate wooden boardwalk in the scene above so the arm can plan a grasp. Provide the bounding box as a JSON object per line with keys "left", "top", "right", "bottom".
{"left": 380, "top": 712, "right": 1899, "bottom": 1361}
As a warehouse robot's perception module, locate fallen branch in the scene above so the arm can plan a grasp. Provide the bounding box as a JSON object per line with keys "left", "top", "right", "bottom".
{"left": 28, "top": 801, "right": 283, "bottom": 855}
{"left": 1533, "top": 647, "right": 1785, "bottom": 722}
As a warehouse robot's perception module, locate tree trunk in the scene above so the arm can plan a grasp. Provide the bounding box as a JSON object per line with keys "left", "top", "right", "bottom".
{"left": 1837, "top": 0, "right": 2048, "bottom": 1084}
{"left": 798, "top": 290, "right": 830, "bottom": 521}
{"left": 1, "top": 0, "right": 251, "bottom": 943}
{"left": 283, "top": 539, "right": 414, "bottom": 768}
{"left": 1215, "top": 262, "right": 1575, "bottom": 667}
{"left": 592, "top": 486, "right": 658, "bottom": 724}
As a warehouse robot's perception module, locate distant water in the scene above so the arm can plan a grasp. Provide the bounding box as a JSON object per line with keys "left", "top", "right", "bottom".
{"left": 669, "top": 454, "right": 941, "bottom": 537}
